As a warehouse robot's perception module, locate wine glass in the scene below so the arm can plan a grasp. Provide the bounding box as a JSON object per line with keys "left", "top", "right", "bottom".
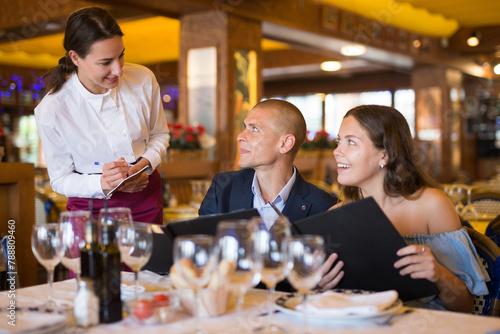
{"left": 449, "top": 185, "right": 465, "bottom": 215}
{"left": 59, "top": 210, "right": 90, "bottom": 289}
{"left": 461, "top": 185, "right": 478, "bottom": 221}
{"left": 98, "top": 207, "right": 132, "bottom": 224}
{"left": 98, "top": 206, "right": 132, "bottom": 241}
{"left": 283, "top": 235, "right": 325, "bottom": 334}
{"left": 216, "top": 220, "right": 262, "bottom": 325}
{"left": 254, "top": 216, "right": 291, "bottom": 334}
{"left": 173, "top": 234, "right": 217, "bottom": 334}
{"left": 116, "top": 222, "right": 153, "bottom": 299}
{"left": 31, "top": 223, "right": 65, "bottom": 310}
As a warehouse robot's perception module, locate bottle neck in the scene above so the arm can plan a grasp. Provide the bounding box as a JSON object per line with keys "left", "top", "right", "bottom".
{"left": 84, "top": 224, "right": 93, "bottom": 244}
{"left": 101, "top": 224, "right": 116, "bottom": 246}
{"left": 84, "top": 222, "right": 99, "bottom": 245}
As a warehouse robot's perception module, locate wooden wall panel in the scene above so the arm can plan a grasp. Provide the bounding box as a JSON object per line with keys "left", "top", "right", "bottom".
{"left": 0, "top": 163, "right": 36, "bottom": 287}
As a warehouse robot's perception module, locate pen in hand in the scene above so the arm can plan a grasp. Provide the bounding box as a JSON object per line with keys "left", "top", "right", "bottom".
{"left": 94, "top": 161, "right": 133, "bottom": 167}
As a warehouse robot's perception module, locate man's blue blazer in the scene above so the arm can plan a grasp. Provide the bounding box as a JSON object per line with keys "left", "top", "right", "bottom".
{"left": 198, "top": 168, "right": 338, "bottom": 222}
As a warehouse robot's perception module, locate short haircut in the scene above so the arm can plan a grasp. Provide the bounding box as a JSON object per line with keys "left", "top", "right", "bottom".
{"left": 252, "top": 99, "right": 306, "bottom": 157}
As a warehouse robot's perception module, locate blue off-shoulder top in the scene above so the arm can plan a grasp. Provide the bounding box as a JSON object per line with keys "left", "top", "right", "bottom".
{"left": 402, "top": 228, "right": 490, "bottom": 310}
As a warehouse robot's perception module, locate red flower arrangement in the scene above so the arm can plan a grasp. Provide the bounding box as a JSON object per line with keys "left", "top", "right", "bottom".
{"left": 302, "top": 130, "right": 337, "bottom": 150}
{"left": 167, "top": 122, "right": 206, "bottom": 150}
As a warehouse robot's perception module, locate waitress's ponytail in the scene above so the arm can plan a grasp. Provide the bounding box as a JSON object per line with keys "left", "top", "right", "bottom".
{"left": 44, "top": 54, "right": 76, "bottom": 94}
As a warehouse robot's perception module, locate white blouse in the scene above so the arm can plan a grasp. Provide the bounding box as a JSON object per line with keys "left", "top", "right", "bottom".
{"left": 35, "top": 63, "right": 170, "bottom": 199}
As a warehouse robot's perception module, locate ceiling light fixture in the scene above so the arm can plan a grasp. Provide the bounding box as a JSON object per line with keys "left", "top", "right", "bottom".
{"left": 494, "top": 64, "right": 500, "bottom": 75}
{"left": 44, "top": 22, "right": 63, "bottom": 31}
{"left": 340, "top": 44, "right": 366, "bottom": 56}
{"left": 320, "top": 61, "right": 341, "bottom": 72}
{"left": 467, "top": 31, "right": 480, "bottom": 47}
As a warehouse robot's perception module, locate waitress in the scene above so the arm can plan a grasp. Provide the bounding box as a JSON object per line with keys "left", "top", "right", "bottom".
{"left": 35, "top": 7, "right": 169, "bottom": 225}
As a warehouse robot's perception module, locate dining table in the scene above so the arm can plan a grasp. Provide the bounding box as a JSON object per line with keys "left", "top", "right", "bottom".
{"left": 1, "top": 271, "right": 499, "bottom": 334}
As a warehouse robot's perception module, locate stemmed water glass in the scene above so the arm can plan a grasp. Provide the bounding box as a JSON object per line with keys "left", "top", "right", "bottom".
{"left": 116, "top": 222, "right": 153, "bottom": 299}
{"left": 461, "top": 185, "right": 478, "bottom": 221}
{"left": 283, "top": 235, "right": 325, "bottom": 334}
{"left": 216, "top": 220, "right": 262, "bottom": 327}
{"left": 59, "top": 210, "right": 90, "bottom": 289}
{"left": 254, "top": 216, "right": 291, "bottom": 334}
{"left": 98, "top": 207, "right": 132, "bottom": 226}
{"left": 449, "top": 185, "right": 465, "bottom": 215}
{"left": 173, "top": 235, "right": 217, "bottom": 334}
{"left": 31, "top": 223, "right": 65, "bottom": 310}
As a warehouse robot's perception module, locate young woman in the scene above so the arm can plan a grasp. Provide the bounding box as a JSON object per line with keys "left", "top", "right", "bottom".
{"left": 35, "top": 7, "right": 169, "bottom": 224}
{"left": 320, "top": 105, "right": 488, "bottom": 312}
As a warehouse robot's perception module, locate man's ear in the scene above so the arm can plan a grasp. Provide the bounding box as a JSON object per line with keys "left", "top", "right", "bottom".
{"left": 280, "top": 134, "right": 296, "bottom": 154}
{"left": 68, "top": 50, "right": 80, "bottom": 67}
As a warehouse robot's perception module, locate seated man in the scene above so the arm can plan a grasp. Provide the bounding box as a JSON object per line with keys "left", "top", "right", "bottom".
{"left": 199, "top": 99, "right": 338, "bottom": 224}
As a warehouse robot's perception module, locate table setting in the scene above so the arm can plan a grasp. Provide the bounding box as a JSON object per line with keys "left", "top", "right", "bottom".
{"left": 2, "top": 270, "right": 500, "bottom": 333}
{"left": 2, "top": 214, "right": 500, "bottom": 334}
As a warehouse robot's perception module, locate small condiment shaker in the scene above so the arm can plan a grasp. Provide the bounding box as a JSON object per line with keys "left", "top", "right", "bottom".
{"left": 74, "top": 278, "right": 99, "bottom": 327}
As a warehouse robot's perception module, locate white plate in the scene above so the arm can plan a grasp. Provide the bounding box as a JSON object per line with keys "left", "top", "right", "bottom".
{"left": 275, "top": 289, "right": 403, "bottom": 320}
{"left": 121, "top": 283, "right": 146, "bottom": 301}
{"left": 0, "top": 308, "right": 69, "bottom": 333}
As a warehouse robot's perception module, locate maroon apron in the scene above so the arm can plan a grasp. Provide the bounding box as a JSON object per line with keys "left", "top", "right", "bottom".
{"left": 66, "top": 169, "right": 163, "bottom": 225}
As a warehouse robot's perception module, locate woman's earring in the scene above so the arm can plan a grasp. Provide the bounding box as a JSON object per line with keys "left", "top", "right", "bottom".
{"left": 380, "top": 164, "right": 385, "bottom": 169}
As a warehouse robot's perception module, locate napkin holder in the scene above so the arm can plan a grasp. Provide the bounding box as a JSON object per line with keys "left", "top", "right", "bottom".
{"left": 170, "top": 263, "right": 232, "bottom": 317}
{"left": 176, "top": 287, "right": 232, "bottom": 317}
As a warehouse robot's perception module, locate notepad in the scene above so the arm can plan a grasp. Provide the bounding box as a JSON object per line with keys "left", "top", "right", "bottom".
{"left": 106, "top": 165, "right": 149, "bottom": 198}
{"left": 292, "top": 197, "right": 439, "bottom": 302}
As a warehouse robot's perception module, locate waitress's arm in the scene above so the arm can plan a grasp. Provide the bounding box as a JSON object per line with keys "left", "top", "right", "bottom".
{"left": 36, "top": 120, "right": 108, "bottom": 199}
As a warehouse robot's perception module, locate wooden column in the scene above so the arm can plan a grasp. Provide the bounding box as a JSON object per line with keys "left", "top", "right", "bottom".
{"left": 178, "top": 10, "right": 262, "bottom": 172}
{"left": 412, "top": 66, "right": 463, "bottom": 183}
{"left": 0, "top": 162, "right": 36, "bottom": 287}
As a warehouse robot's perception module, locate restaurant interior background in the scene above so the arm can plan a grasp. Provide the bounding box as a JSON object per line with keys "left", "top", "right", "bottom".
{"left": 0, "top": 0, "right": 500, "bottom": 286}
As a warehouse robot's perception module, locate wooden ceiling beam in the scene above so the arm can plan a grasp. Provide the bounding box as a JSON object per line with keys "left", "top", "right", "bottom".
{"left": 93, "top": 0, "right": 493, "bottom": 79}
{"left": 0, "top": 0, "right": 86, "bottom": 31}
{"left": 0, "top": 0, "right": 153, "bottom": 43}
{"left": 447, "top": 26, "right": 500, "bottom": 54}
{"left": 1, "top": 0, "right": 496, "bottom": 79}
{"left": 262, "top": 49, "right": 333, "bottom": 69}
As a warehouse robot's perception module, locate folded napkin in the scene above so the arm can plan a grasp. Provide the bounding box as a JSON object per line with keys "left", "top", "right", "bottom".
{"left": 296, "top": 290, "right": 398, "bottom": 316}
{"left": 169, "top": 262, "right": 232, "bottom": 317}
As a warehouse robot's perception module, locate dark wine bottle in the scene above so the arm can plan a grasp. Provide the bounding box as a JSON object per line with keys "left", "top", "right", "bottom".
{"left": 80, "top": 218, "right": 100, "bottom": 294}
{"left": 97, "top": 213, "right": 122, "bottom": 323}
{"left": 80, "top": 199, "right": 101, "bottom": 297}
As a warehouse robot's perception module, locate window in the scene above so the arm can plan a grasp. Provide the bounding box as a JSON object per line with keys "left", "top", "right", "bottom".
{"left": 267, "top": 89, "right": 415, "bottom": 139}
{"left": 325, "top": 91, "right": 392, "bottom": 137}
{"left": 17, "top": 115, "right": 39, "bottom": 166}
{"left": 394, "top": 89, "right": 415, "bottom": 137}
{"left": 286, "top": 95, "right": 323, "bottom": 134}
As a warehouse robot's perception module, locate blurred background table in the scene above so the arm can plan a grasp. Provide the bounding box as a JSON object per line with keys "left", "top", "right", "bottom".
{"left": 163, "top": 205, "right": 198, "bottom": 225}
{"left": 1, "top": 273, "right": 500, "bottom": 334}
